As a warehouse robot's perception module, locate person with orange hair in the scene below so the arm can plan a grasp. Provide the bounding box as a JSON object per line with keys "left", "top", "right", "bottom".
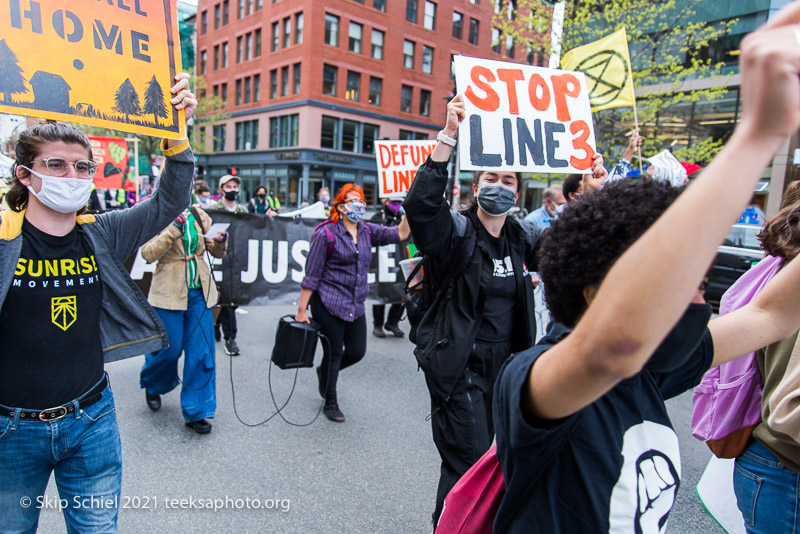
{"left": 296, "top": 184, "right": 411, "bottom": 422}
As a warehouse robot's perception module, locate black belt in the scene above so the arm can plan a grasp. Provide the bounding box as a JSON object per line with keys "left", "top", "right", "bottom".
{"left": 0, "top": 375, "right": 108, "bottom": 422}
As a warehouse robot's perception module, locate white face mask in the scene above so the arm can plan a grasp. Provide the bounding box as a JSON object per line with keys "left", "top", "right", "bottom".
{"left": 22, "top": 166, "right": 93, "bottom": 214}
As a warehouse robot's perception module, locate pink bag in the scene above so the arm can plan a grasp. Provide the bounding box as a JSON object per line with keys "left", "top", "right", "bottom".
{"left": 691, "top": 255, "right": 782, "bottom": 443}
{"left": 437, "top": 445, "right": 505, "bottom": 534}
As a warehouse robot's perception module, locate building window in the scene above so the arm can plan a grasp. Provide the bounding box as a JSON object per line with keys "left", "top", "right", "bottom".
{"left": 221, "top": 82, "right": 227, "bottom": 105}
{"left": 419, "top": 89, "right": 431, "bottom": 116}
{"left": 281, "top": 65, "right": 289, "bottom": 96}
{"left": 270, "top": 114, "right": 299, "bottom": 147}
{"left": 368, "top": 76, "right": 382, "bottom": 106}
{"left": 213, "top": 45, "right": 219, "bottom": 69}
{"left": 235, "top": 78, "right": 242, "bottom": 105}
{"left": 400, "top": 85, "right": 412, "bottom": 113}
{"left": 406, "top": 0, "right": 417, "bottom": 23}
{"left": 422, "top": 45, "right": 433, "bottom": 74}
{"left": 222, "top": 0, "right": 229, "bottom": 25}
{"left": 214, "top": 3, "right": 220, "bottom": 29}
{"left": 322, "top": 64, "right": 337, "bottom": 96}
{"left": 325, "top": 14, "right": 339, "bottom": 46}
{"left": 492, "top": 28, "right": 501, "bottom": 53}
{"left": 506, "top": 35, "right": 515, "bottom": 58}
{"left": 270, "top": 69, "right": 277, "bottom": 98}
{"left": 238, "top": 0, "right": 244, "bottom": 19}
{"left": 235, "top": 119, "right": 258, "bottom": 150}
{"left": 342, "top": 120, "right": 361, "bottom": 153}
{"left": 346, "top": 71, "right": 361, "bottom": 101}
{"left": 371, "top": 29, "right": 384, "bottom": 60}
{"left": 236, "top": 35, "right": 243, "bottom": 63}
{"left": 295, "top": 12, "right": 303, "bottom": 44}
{"left": 256, "top": 0, "right": 262, "bottom": 8}
{"left": 363, "top": 123, "right": 378, "bottom": 154}
{"left": 293, "top": 62, "right": 301, "bottom": 93}
{"left": 272, "top": 21, "right": 279, "bottom": 51}
{"left": 403, "top": 40, "right": 415, "bottom": 69}
{"left": 373, "top": 0, "right": 385, "bottom": 12}
{"left": 399, "top": 129, "right": 428, "bottom": 140}
{"left": 201, "top": 10, "right": 208, "bottom": 34}
{"left": 247, "top": 0, "right": 253, "bottom": 15}
{"left": 349, "top": 22, "right": 363, "bottom": 54}
{"left": 200, "top": 50, "right": 207, "bottom": 74}
{"left": 246, "top": 32, "right": 253, "bottom": 60}
{"left": 222, "top": 41, "right": 229, "bottom": 67}
{"left": 255, "top": 28, "right": 262, "bottom": 56}
{"left": 244, "top": 76, "right": 251, "bottom": 103}
{"left": 253, "top": 74, "right": 261, "bottom": 101}
{"left": 452, "top": 11, "right": 462, "bottom": 39}
{"left": 213, "top": 124, "right": 226, "bottom": 151}
{"left": 283, "top": 17, "right": 291, "bottom": 48}
{"left": 424, "top": 1, "right": 436, "bottom": 30}
{"left": 468, "top": 18, "right": 479, "bottom": 45}
{"left": 321, "top": 116, "right": 339, "bottom": 149}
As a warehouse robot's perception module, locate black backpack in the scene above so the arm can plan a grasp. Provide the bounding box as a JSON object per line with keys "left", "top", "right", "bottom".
{"left": 403, "top": 214, "right": 477, "bottom": 345}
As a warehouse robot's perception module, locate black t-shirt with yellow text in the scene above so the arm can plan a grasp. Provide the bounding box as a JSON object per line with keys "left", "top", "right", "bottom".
{"left": 0, "top": 218, "right": 103, "bottom": 409}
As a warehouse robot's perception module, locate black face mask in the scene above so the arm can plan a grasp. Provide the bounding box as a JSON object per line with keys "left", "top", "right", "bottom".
{"left": 224, "top": 190, "right": 239, "bottom": 201}
{"left": 257, "top": 193, "right": 266, "bottom": 199}
{"left": 646, "top": 302, "right": 712, "bottom": 372}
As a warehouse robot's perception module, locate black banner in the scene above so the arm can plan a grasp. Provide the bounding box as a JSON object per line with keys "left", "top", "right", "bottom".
{"left": 128, "top": 213, "right": 409, "bottom": 306}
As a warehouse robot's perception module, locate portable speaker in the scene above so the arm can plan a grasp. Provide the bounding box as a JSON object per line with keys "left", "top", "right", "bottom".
{"left": 271, "top": 315, "right": 320, "bottom": 370}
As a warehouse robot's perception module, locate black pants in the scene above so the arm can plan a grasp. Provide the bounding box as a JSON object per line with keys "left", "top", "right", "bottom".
{"left": 310, "top": 293, "right": 367, "bottom": 405}
{"left": 372, "top": 303, "right": 402, "bottom": 327}
{"left": 216, "top": 305, "right": 238, "bottom": 341}
{"left": 428, "top": 340, "right": 512, "bottom": 529}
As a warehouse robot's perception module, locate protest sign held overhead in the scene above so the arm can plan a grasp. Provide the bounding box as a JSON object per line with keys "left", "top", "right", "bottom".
{"left": 375, "top": 139, "right": 437, "bottom": 198}
{"left": 561, "top": 28, "right": 636, "bottom": 113}
{"left": 0, "top": 0, "right": 184, "bottom": 139}
{"left": 89, "top": 136, "right": 128, "bottom": 189}
{"left": 453, "top": 55, "right": 597, "bottom": 174}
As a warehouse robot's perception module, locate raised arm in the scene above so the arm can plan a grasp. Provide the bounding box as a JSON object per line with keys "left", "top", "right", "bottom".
{"left": 523, "top": 7, "right": 800, "bottom": 420}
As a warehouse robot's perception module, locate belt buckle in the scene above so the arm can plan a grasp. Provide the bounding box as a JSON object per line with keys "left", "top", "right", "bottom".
{"left": 39, "top": 406, "right": 68, "bottom": 421}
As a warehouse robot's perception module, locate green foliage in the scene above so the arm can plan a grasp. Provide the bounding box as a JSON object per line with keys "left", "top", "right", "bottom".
{"left": 190, "top": 72, "right": 229, "bottom": 155}
{"left": 493, "top": 0, "right": 736, "bottom": 165}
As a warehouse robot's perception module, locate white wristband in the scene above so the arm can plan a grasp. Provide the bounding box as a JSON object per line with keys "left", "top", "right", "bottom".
{"left": 437, "top": 131, "right": 457, "bottom": 147}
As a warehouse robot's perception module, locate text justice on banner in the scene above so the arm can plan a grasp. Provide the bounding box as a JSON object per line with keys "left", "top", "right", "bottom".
{"left": 375, "top": 139, "right": 437, "bottom": 198}
{"left": 0, "top": 0, "right": 185, "bottom": 139}
{"left": 453, "top": 55, "right": 597, "bottom": 174}
{"left": 126, "top": 213, "right": 408, "bottom": 306}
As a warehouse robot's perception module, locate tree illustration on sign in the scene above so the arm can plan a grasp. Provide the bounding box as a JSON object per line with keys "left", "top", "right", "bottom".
{"left": 0, "top": 39, "right": 28, "bottom": 104}
{"left": 113, "top": 78, "right": 142, "bottom": 122}
{"left": 143, "top": 75, "right": 168, "bottom": 125}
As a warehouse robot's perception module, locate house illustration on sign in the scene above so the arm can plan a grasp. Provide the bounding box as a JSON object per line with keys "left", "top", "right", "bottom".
{"left": 30, "top": 71, "right": 71, "bottom": 113}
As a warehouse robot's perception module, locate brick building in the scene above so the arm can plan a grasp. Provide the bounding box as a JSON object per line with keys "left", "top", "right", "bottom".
{"left": 195, "top": 0, "right": 544, "bottom": 207}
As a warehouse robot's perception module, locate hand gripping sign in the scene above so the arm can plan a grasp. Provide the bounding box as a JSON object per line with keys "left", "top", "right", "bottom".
{"left": 453, "top": 55, "right": 597, "bottom": 174}
{"left": 375, "top": 139, "right": 437, "bottom": 198}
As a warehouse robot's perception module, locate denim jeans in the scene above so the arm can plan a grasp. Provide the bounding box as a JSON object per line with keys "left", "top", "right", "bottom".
{"left": 0, "top": 375, "right": 122, "bottom": 534}
{"left": 734, "top": 439, "right": 800, "bottom": 534}
{"left": 140, "top": 288, "right": 216, "bottom": 423}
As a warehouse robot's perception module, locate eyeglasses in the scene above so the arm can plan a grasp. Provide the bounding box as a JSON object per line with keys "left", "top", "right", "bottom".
{"left": 32, "top": 157, "right": 97, "bottom": 178}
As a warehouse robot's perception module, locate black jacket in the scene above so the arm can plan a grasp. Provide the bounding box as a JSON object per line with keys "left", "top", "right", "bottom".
{"left": 404, "top": 158, "right": 543, "bottom": 400}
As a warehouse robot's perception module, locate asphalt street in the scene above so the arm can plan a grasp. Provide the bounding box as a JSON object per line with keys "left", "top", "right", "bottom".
{"left": 33, "top": 303, "right": 725, "bottom": 534}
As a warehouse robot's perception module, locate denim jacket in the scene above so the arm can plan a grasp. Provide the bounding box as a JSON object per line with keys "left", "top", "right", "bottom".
{"left": 0, "top": 139, "right": 194, "bottom": 363}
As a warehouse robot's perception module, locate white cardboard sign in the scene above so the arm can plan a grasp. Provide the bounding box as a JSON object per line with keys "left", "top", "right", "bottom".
{"left": 375, "top": 139, "right": 438, "bottom": 198}
{"left": 453, "top": 55, "right": 597, "bottom": 174}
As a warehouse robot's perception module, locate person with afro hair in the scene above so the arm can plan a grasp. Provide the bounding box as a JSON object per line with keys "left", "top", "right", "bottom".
{"left": 490, "top": 4, "right": 800, "bottom": 531}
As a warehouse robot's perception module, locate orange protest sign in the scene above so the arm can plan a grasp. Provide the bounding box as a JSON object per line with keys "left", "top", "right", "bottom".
{"left": 0, "top": 0, "right": 184, "bottom": 139}
{"left": 375, "top": 140, "right": 437, "bottom": 198}
{"left": 89, "top": 136, "right": 128, "bottom": 189}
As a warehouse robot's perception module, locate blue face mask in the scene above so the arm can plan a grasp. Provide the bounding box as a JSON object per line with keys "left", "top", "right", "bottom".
{"left": 477, "top": 182, "right": 517, "bottom": 216}
{"left": 343, "top": 201, "right": 365, "bottom": 223}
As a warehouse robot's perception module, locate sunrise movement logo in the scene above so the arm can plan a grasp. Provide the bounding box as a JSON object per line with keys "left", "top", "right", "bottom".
{"left": 52, "top": 296, "right": 77, "bottom": 331}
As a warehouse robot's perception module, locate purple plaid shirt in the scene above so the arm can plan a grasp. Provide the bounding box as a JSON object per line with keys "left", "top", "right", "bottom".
{"left": 301, "top": 220, "right": 400, "bottom": 321}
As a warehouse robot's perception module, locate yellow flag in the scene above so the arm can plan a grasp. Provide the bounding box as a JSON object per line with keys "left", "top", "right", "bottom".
{"left": 561, "top": 28, "right": 636, "bottom": 112}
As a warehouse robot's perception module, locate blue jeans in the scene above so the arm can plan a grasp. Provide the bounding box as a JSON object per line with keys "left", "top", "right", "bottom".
{"left": 734, "top": 439, "right": 800, "bottom": 533}
{"left": 0, "top": 376, "right": 122, "bottom": 533}
{"left": 140, "top": 288, "right": 216, "bottom": 423}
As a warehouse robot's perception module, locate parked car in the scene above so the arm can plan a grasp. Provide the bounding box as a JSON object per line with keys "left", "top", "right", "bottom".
{"left": 705, "top": 223, "right": 764, "bottom": 311}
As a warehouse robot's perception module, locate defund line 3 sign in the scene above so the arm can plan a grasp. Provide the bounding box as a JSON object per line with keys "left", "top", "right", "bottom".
{"left": 0, "top": 0, "right": 185, "bottom": 139}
